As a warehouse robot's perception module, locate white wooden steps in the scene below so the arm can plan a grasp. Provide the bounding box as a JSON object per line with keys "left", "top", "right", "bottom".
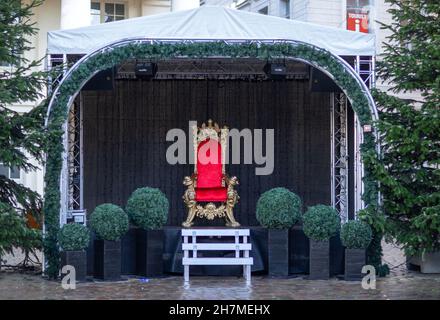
{"left": 181, "top": 228, "right": 254, "bottom": 284}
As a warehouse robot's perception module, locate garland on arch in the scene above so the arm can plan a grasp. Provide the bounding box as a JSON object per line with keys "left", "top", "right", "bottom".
{"left": 43, "top": 41, "right": 384, "bottom": 278}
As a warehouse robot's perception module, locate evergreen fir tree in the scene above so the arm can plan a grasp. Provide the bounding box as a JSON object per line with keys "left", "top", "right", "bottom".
{"left": 363, "top": 0, "right": 440, "bottom": 257}
{"left": 0, "top": 1, "right": 48, "bottom": 266}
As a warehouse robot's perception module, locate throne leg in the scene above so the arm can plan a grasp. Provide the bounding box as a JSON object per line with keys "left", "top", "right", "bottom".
{"left": 182, "top": 204, "right": 197, "bottom": 228}
{"left": 225, "top": 200, "right": 240, "bottom": 227}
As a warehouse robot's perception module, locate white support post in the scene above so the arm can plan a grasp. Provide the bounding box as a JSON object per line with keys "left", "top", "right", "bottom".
{"left": 235, "top": 231, "right": 239, "bottom": 258}
{"left": 243, "top": 234, "right": 250, "bottom": 283}
{"left": 371, "top": 56, "right": 376, "bottom": 88}
{"left": 184, "top": 235, "right": 189, "bottom": 283}
{"left": 192, "top": 231, "right": 197, "bottom": 258}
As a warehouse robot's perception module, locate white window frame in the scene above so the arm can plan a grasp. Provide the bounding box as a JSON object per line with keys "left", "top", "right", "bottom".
{"left": 91, "top": 0, "right": 127, "bottom": 24}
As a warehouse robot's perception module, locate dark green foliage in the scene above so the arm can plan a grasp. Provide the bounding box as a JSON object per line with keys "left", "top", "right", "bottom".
{"left": 0, "top": 0, "right": 48, "bottom": 213}
{"left": 366, "top": 229, "right": 390, "bottom": 277}
{"left": 340, "top": 220, "right": 372, "bottom": 249}
{"left": 126, "top": 187, "right": 169, "bottom": 230}
{"left": 362, "top": 0, "right": 440, "bottom": 257}
{"left": 0, "top": 202, "right": 42, "bottom": 261}
{"left": 256, "top": 187, "right": 302, "bottom": 229}
{"left": 0, "top": 0, "right": 50, "bottom": 271}
{"left": 43, "top": 40, "right": 378, "bottom": 277}
{"left": 58, "top": 223, "right": 90, "bottom": 251}
{"left": 89, "top": 204, "right": 129, "bottom": 241}
{"left": 303, "top": 205, "right": 340, "bottom": 241}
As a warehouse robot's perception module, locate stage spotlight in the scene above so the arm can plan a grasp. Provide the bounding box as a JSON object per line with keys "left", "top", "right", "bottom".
{"left": 135, "top": 62, "right": 157, "bottom": 79}
{"left": 264, "top": 62, "right": 287, "bottom": 80}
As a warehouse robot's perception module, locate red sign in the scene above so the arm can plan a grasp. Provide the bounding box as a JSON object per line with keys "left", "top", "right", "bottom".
{"left": 347, "top": 10, "right": 369, "bottom": 33}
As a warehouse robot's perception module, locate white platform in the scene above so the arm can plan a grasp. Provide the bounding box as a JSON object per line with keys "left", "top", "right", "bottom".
{"left": 181, "top": 228, "right": 254, "bottom": 284}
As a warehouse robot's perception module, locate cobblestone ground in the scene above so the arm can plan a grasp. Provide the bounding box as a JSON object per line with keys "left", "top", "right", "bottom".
{"left": 0, "top": 241, "right": 439, "bottom": 300}
{"left": 0, "top": 270, "right": 439, "bottom": 300}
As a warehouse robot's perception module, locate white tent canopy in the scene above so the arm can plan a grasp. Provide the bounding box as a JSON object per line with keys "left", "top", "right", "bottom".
{"left": 47, "top": 6, "right": 375, "bottom": 56}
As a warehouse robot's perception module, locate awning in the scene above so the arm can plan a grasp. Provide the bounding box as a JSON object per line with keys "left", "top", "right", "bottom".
{"left": 47, "top": 6, "right": 375, "bottom": 56}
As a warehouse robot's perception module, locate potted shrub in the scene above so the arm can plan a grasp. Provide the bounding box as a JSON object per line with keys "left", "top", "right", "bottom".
{"left": 126, "top": 187, "right": 169, "bottom": 277}
{"left": 340, "top": 220, "right": 372, "bottom": 281}
{"left": 58, "top": 223, "right": 90, "bottom": 282}
{"left": 89, "top": 203, "right": 129, "bottom": 281}
{"left": 303, "top": 205, "right": 340, "bottom": 280}
{"left": 256, "top": 187, "right": 302, "bottom": 277}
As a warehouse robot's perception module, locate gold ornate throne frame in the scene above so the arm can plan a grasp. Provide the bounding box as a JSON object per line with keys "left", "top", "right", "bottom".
{"left": 182, "top": 120, "right": 240, "bottom": 227}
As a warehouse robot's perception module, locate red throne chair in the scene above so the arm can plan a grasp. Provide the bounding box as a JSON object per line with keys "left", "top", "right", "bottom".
{"left": 182, "top": 120, "right": 240, "bottom": 227}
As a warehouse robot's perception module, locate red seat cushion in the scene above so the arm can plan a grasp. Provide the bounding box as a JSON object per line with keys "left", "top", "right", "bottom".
{"left": 197, "top": 139, "right": 223, "bottom": 188}
{"left": 195, "top": 187, "right": 227, "bottom": 202}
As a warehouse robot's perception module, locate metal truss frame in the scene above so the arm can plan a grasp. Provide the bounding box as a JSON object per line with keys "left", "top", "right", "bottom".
{"left": 330, "top": 92, "right": 349, "bottom": 223}
{"left": 45, "top": 38, "right": 378, "bottom": 227}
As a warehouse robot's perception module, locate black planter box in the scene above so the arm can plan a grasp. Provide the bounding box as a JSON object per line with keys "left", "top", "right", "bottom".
{"left": 344, "top": 248, "right": 366, "bottom": 281}
{"left": 136, "top": 229, "right": 164, "bottom": 277}
{"left": 121, "top": 227, "right": 138, "bottom": 275}
{"left": 60, "top": 250, "right": 87, "bottom": 282}
{"left": 309, "top": 239, "right": 329, "bottom": 280}
{"left": 94, "top": 239, "right": 121, "bottom": 281}
{"left": 268, "top": 229, "right": 289, "bottom": 277}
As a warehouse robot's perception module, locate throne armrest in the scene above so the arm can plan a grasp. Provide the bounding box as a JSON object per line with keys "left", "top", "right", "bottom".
{"left": 183, "top": 173, "right": 197, "bottom": 186}
{"left": 222, "top": 174, "right": 239, "bottom": 186}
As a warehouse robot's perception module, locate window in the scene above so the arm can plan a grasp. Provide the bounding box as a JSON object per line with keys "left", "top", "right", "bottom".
{"left": 280, "top": 0, "right": 290, "bottom": 18}
{"left": 258, "top": 6, "right": 268, "bottom": 15}
{"left": 91, "top": 2, "right": 101, "bottom": 25}
{"left": 0, "top": 164, "right": 20, "bottom": 180}
{"left": 91, "top": 1, "right": 126, "bottom": 25}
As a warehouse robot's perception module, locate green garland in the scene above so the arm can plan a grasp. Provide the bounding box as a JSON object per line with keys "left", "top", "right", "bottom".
{"left": 44, "top": 41, "right": 382, "bottom": 278}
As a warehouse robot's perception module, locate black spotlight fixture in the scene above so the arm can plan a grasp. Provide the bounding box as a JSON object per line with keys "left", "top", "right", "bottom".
{"left": 135, "top": 61, "right": 157, "bottom": 79}
{"left": 264, "top": 62, "right": 287, "bottom": 80}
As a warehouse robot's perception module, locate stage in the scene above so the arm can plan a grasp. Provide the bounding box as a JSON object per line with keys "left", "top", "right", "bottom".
{"left": 78, "top": 59, "right": 354, "bottom": 276}
{"left": 116, "top": 226, "right": 344, "bottom": 277}
{"left": 80, "top": 67, "right": 356, "bottom": 225}
{"left": 42, "top": 6, "right": 380, "bottom": 278}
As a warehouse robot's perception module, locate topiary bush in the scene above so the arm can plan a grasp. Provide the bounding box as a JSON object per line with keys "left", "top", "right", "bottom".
{"left": 126, "top": 187, "right": 169, "bottom": 230}
{"left": 256, "top": 187, "right": 302, "bottom": 229}
{"left": 58, "top": 223, "right": 90, "bottom": 251}
{"left": 340, "top": 220, "right": 372, "bottom": 249}
{"left": 89, "top": 204, "right": 129, "bottom": 241}
{"left": 303, "top": 205, "right": 340, "bottom": 241}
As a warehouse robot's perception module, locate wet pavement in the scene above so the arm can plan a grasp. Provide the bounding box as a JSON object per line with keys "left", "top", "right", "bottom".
{"left": 0, "top": 270, "right": 439, "bottom": 300}
{"left": 1, "top": 241, "right": 439, "bottom": 300}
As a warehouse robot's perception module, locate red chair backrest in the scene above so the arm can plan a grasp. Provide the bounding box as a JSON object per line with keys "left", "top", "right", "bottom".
{"left": 196, "top": 139, "right": 223, "bottom": 188}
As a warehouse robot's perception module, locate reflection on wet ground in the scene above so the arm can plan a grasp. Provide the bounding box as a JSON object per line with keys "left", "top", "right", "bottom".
{"left": 1, "top": 271, "right": 439, "bottom": 300}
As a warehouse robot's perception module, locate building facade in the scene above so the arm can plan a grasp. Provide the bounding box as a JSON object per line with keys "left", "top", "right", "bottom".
{"left": 203, "top": 0, "right": 389, "bottom": 51}
{"left": 202, "top": 0, "right": 423, "bottom": 102}
{"left": 3, "top": 0, "right": 419, "bottom": 205}
{"left": 1, "top": 0, "right": 199, "bottom": 198}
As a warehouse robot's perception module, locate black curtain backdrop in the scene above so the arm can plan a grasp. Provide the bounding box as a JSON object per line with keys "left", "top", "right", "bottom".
{"left": 82, "top": 79, "right": 332, "bottom": 226}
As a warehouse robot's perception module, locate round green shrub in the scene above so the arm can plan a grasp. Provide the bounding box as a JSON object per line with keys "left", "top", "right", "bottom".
{"left": 303, "top": 205, "right": 340, "bottom": 241}
{"left": 58, "top": 223, "right": 90, "bottom": 251}
{"left": 89, "top": 204, "right": 129, "bottom": 241}
{"left": 256, "top": 187, "right": 302, "bottom": 229}
{"left": 340, "top": 220, "right": 372, "bottom": 249}
{"left": 126, "top": 187, "right": 169, "bottom": 230}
